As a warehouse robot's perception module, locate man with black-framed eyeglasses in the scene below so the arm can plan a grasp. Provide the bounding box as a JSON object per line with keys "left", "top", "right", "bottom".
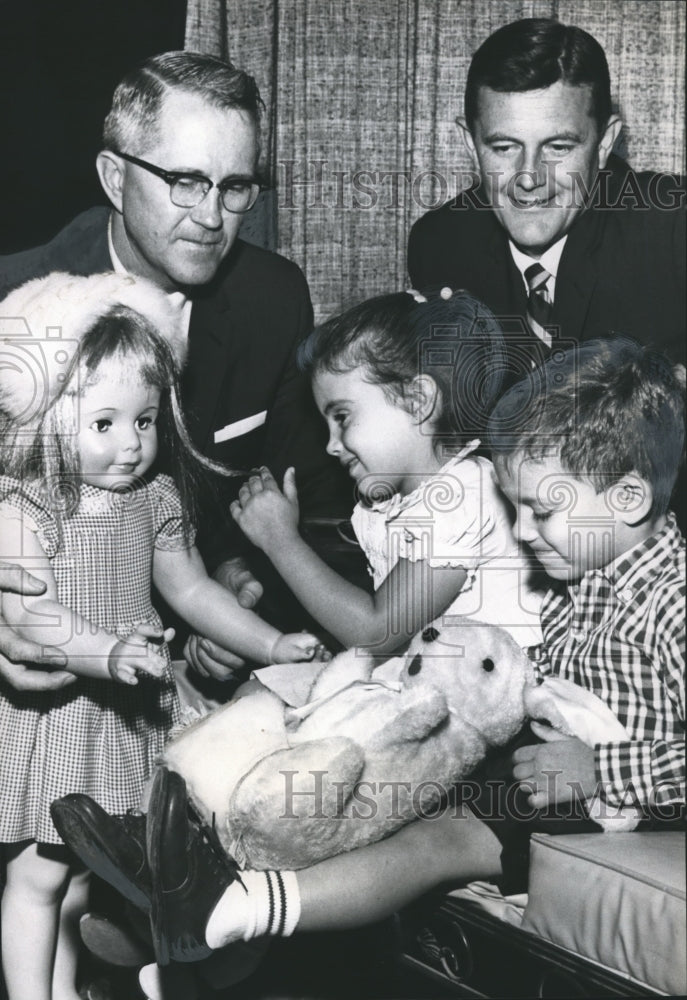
{"left": 0, "top": 50, "right": 353, "bottom": 691}
{"left": 108, "top": 149, "right": 262, "bottom": 215}
{"left": 95, "top": 76, "right": 265, "bottom": 295}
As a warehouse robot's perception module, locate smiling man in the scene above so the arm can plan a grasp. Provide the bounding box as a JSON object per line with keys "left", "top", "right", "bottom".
{"left": 0, "top": 52, "right": 349, "bottom": 686}
{"left": 408, "top": 18, "right": 685, "bottom": 368}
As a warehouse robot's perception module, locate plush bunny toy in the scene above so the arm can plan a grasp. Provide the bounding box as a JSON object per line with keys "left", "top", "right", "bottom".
{"left": 163, "top": 621, "right": 531, "bottom": 868}
{"left": 163, "top": 620, "right": 636, "bottom": 871}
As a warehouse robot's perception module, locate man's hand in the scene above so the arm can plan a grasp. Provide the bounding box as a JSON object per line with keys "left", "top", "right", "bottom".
{"left": 183, "top": 557, "right": 263, "bottom": 682}
{"left": 183, "top": 633, "right": 251, "bottom": 683}
{"left": 511, "top": 727, "right": 597, "bottom": 809}
{"left": 0, "top": 562, "right": 75, "bottom": 691}
{"left": 231, "top": 467, "right": 300, "bottom": 552}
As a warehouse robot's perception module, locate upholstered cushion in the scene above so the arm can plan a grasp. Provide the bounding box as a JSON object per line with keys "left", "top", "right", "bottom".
{"left": 522, "top": 832, "right": 686, "bottom": 996}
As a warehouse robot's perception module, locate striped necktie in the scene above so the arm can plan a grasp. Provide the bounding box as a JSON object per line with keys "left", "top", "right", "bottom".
{"left": 525, "top": 262, "right": 553, "bottom": 344}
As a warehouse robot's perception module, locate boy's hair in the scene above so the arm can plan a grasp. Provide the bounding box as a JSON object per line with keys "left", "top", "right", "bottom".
{"left": 465, "top": 18, "right": 613, "bottom": 134}
{"left": 103, "top": 50, "right": 264, "bottom": 155}
{"left": 0, "top": 305, "right": 235, "bottom": 538}
{"left": 487, "top": 337, "right": 685, "bottom": 517}
{"left": 299, "top": 289, "right": 507, "bottom": 445}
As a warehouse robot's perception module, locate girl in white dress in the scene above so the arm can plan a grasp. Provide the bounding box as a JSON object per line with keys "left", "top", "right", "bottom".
{"left": 0, "top": 271, "right": 321, "bottom": 1000}
{"left": 233, "top": 287, "right": 544, "bottom": 657}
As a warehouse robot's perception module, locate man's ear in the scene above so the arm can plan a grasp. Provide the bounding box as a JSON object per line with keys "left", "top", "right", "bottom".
{"left": 96, "top": 150, "right": 125, "bottom": 212}
{"left": 608, "top": 472, "right": 653, "bottom": 525}
{"left": 597, "top": 114, "right": 623, "bottom": 169}
{"left": 455, "top": 116, "right": 479, "bottom": 169}
{"left": 409, "top": 375, "right": 440, "bottom": 424}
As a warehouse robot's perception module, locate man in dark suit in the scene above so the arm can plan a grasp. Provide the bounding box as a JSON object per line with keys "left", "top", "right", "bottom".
{"left": 408, "top": 18, "right": 685, "bottom": 371}
{"left": 0, "top": 51, "right": 350, "bottom": 684}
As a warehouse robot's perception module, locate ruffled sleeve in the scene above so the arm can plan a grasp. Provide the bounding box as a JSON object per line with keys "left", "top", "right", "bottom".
{"left": 393, "top": 459, "right": 516, "bottom": 587}
{"left": 0, "top": 475, "right": 60, "bottom": 559}
{"left": 149, "top": 474, "right": 195, "bottom": 552}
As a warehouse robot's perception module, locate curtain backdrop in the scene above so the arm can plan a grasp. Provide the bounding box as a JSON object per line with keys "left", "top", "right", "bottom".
{"left": 186, "top": 0, "right": 685, "bottom": 322}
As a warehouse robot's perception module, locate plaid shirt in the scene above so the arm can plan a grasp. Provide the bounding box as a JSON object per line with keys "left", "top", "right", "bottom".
{"left": 536, "top": 514, "right": 685, "bottom": 811}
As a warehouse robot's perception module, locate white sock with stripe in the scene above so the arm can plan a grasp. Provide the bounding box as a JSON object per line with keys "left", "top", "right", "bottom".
{"left": 205, "top": 869, "right": 301, "bottom": 948}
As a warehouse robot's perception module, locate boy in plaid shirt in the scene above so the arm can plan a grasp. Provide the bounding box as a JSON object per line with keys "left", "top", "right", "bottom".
{"left": 482, "top": 335, "right": 685, "bottom": 889}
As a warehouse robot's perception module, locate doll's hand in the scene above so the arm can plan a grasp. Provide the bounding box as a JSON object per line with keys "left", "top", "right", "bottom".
{"left": 230, "top": 467, "right": 300, "bottom": 550}
{"left": 511, "top": 733, "right": 596, "bottom": 808}
{"left": 108, "top": 624, "right": 174, "bottom": 685}
{"left": 270, "top": 631, "right": 330, "bottom": 664}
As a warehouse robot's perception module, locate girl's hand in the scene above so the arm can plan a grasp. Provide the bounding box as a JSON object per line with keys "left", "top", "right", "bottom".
{"left": 108, "top": 624, "right": 174, "bottom": 685}
{"left": 230, "top": 467, "right": 300, "bottom": 550}
{"left": 270, "top": 631, "right": 330, "bottom": 664}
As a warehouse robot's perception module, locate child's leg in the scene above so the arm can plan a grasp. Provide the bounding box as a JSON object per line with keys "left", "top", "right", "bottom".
{"left": 206, "top": 804, "right": 502, "bottom": 947}
{"left": 52, "top": 866, "right": 90, "bottom": 1000}
{"left": 299, "top": 803, "right": 501, "bottom": 929}
{"left": 1, "top": 841, "right": 76, "bottom": 1000}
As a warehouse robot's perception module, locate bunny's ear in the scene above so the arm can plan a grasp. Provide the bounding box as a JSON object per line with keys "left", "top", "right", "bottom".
{"left": 524, "top": 682, "right": 574, "bottom": 737}
{"left": 526, "top": 676, "right": 631, "bottom": 747}
{"left": 526, "top": 677, "right": 641, "bottom": 833}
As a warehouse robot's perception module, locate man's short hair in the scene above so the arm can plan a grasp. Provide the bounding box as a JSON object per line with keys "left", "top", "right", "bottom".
{"left": 487, "top": 337, "right": 685, "bottom": 518}
{"left": 103, "top": 50, "right": 264, "bottom": 154}
{"left": 465, "top": 18, "right": 613, "bottom": 133}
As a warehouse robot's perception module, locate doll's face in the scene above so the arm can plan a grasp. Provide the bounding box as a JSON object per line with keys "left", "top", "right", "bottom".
{"left": 76, "top": 357, "right": 160, "bottom": 490}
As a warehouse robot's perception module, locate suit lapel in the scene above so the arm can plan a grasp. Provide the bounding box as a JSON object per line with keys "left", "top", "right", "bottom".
{"left": 554, "top": 255, "right": 599, "bottom": 346}
{"left": 183, "top": 285, "right": 233, "bottom": 451}
{"left": 553, "top": 211, "right": 603, "bottom": 346}
{"left": 486, "top": 225, "right": 529, "bottom": 320}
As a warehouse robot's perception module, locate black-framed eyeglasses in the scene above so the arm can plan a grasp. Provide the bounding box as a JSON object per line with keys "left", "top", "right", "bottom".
{"left": 111, "top": 150, "right": 261, "bottom": 214}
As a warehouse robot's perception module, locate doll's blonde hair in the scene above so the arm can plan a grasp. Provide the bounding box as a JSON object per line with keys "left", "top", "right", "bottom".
{"left": 0, "top": 271, "right": 237, "bottom": 534}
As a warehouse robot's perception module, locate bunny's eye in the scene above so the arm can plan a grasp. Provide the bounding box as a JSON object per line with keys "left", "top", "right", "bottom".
{"left": 422, "top": 626, "right": 440, "bottom": 643}
{"left": 408, "top": 653, "right": 422, "bottom": 675}
{"left": 481, "top": 657, "right": 495, "bottom": 672}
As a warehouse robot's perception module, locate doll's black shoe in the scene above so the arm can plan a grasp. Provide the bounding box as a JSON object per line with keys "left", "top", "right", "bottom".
{"left": 146, "top": 766, "right": 242, "bottom": 966}
{"left": 51, "top": 795, "right": 150, "bottom": 911}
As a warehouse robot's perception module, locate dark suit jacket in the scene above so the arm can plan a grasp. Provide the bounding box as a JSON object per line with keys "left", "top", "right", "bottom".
{"left": 0, "top": 207, "right": 351, "bottom": 574}
{"left": 408, "top": 156, "right": 686, "bottom": 366}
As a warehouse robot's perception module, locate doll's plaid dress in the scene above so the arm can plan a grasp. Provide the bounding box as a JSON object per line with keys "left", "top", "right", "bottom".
{"left": 0, "top": 474, "right": 182, "bottom": 844}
